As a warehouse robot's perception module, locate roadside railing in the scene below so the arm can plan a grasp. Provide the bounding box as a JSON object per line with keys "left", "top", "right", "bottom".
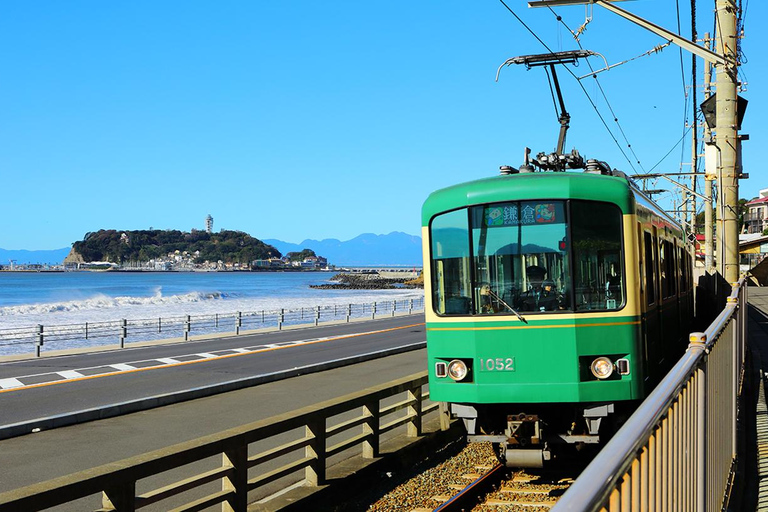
{"left": 0, "top": 372, "right": 448, "bottom": 512}
{"left": 551, "top": 277, "right": 748, "bottom": 512}
{"left": 0, "top": 297, "right": 425, "bottom": 357}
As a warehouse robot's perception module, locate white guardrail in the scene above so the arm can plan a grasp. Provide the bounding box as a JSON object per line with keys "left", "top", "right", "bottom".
{"left": 0, "top": 297, "right": 426, "bottom": 357}
{"left": 552, "top": 278, "right": 748, "bottom": 512}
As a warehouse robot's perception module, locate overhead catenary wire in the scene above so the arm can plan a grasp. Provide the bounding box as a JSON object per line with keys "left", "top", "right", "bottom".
{"left": 648, "top": 127, "right": 692, "bottom": 173}
{"left": 497, "top": 0, "right": 638, "bottom": 174}
{"left": 546, "top": 6, "right": 647, "bottom": 173}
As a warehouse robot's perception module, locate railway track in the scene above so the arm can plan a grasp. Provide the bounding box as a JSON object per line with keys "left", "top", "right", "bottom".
{"left": 431, "top": 465, "right": 574, "bottom": 512}
{"left": 368, "top": 443, "right": 577, "bottom": 512}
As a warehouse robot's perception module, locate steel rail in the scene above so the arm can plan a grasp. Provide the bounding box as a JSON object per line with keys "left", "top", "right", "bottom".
{"left": 433, "top": 463, "right": 506, "bottom": 512}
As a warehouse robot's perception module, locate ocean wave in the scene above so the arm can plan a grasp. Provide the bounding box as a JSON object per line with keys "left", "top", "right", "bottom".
{"left": 0, "top": 290, "right": 225, "bottom": 317}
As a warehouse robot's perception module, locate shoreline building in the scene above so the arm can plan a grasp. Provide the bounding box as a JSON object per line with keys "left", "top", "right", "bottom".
{"left": 745, "top": 189, "right": 768, "bottom": 235}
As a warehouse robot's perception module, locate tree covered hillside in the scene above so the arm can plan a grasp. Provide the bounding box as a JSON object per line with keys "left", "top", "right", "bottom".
{"left": 72, "top": 229, "right": 281, "bottom": 264}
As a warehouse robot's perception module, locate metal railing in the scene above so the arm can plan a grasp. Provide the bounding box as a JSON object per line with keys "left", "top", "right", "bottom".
{"left": 0, "top": 297, "right": 425, "bottom": 357}
{"left": 0, "top": 372, "right": 448, "bottom": 512}
{"left": 552, "top": 277, "right": 748, "bottom": 512}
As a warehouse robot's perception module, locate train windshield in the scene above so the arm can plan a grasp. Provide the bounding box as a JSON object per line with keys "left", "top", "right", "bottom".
{"left": 430, "top": 200, "right": 624, "bottom": 316}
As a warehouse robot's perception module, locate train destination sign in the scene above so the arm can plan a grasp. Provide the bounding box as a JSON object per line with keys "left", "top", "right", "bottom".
{"left": 481, "top": 202, "right": 565, "bottom": 227}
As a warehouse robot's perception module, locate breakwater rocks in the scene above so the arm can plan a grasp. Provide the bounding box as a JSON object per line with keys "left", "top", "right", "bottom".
{"left": 310, "top": 272, "right": 422, "bottom": 290}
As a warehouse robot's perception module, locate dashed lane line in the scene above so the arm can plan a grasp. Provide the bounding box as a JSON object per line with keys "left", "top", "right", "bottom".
{"left": 0, "top": 323, "right": 425, "bottom": 394}
{"left": 110, "top": 364, "right": 136, "bottom": 371}
{"left": 0, "top": 378, "right": 24, "bottom": 390}
{"left": 57, "top": 370, "right": 85, "bottom": 379}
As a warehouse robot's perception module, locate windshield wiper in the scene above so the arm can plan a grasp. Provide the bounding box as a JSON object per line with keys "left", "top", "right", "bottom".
{"left": 480, "top": 285, "right": 528, "bottom": 324}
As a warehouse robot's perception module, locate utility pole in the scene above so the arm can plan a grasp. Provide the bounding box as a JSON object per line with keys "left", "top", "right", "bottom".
{"left": 528, "top": 0, "right": 741, "bottom": 280}
{"left": 715, "top": 0, "right": 740, "bottom": 283}
{"left": 703, "top": 33, "right": 715, "bottom": 272}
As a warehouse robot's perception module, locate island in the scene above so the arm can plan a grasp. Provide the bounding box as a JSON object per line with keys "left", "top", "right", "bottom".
{"left": 62, "top": 229, "right": 328, "bottom": 272}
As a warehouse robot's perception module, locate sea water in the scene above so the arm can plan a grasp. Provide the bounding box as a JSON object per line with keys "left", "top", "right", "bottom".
{"left": 0, "top": 272, "right": 423, "bottom": 355}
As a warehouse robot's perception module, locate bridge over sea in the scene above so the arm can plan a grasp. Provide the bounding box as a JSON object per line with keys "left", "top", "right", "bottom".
{"left": 0, "top": 279, "right": 763, "bottom": 511}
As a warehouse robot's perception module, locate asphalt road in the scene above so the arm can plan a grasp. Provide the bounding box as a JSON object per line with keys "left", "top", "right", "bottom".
{"left": 0, "top": 348, "right": 431, "bottom": 503}
{"left": 0, "top": 314, "right": 425, "bottom": 432}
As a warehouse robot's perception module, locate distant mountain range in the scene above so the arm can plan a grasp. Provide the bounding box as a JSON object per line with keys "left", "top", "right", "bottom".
{"left": 0, "top": 248, "right": 71, "bottom": 265}
{"left": 1, "top": 231, "right": 424, "bottom": 266}
{"left": 265, "top": 232, "right": 423, "bottom": 267}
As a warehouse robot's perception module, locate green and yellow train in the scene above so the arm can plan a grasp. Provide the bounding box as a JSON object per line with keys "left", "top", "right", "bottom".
{"left": 422, "top": 160, "right": 693, "bottom": 467}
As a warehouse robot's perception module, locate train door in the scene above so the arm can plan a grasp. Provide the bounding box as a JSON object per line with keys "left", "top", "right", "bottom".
{"left": 642, "top": 229, "right": 662, "bottom": 388}
{"left": 659, "top": 236, "right": 679, "bottom": 371}
{"left": 677, "top": 243, "right": 692, "bottom": 337}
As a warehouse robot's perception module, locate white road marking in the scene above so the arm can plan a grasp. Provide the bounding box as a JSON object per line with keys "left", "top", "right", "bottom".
{"left": 196, "top": 353, "right": 217, "bottom": 359}
{"left": 0, "top": 378, "right": 24, "bottom": 389}
{"left": 57, "top": 370, "right": 85, "bottom": 379}
{"left": 110, "top": 364, "right": 136, "bottom": 371}
{"left": 231, "top": 348, "right": 251, "bottom": 353}
{"left": 157, "top": 358, "right": 180, "bottom": 365}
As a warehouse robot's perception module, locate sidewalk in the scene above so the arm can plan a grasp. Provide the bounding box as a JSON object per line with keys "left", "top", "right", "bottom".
{"left": 746, "top": 287, "right": 768, "bottom": 511}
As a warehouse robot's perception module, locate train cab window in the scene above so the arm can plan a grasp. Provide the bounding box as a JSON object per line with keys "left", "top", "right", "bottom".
{"left": 570, "top": 201, "right": 625, "bottom": 311}
{"left": 470, "top": 201, "right": 569, "bottom": 314}
{"left": 430, "top": 208, "right": 472, "bottom": 315}
{"left": 429, "top": 199, "right": 624, "bottom": 316}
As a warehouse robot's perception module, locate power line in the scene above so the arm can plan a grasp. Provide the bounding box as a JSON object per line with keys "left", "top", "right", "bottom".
{"left": 547, "top": 6, "right": 646, "bottom": 173}
{"left": 649, "top": 127, "right": 692, "bottom": 173}
{"left": 497, "top": 0, "right": 638, "bottom": 173}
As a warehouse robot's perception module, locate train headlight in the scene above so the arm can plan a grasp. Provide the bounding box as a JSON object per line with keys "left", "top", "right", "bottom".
{"left": 447, "top": 359, "right": 468, "bottom": 381}
{"left": 590, "top": 357, "right": 614, "bottom": 379}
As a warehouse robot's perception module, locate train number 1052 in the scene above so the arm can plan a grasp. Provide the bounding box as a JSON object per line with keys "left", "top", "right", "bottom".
{"left": 479, "top": 357, "right": 515, "bottom": 371}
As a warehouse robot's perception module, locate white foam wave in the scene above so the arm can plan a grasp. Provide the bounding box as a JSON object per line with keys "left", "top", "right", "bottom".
{"left": 0, "top": 291, "right": 225, "bottom": 317}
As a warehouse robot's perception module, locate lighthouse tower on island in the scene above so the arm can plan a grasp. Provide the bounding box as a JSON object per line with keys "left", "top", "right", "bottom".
{"left": 205, "top": 214, "right": 213, "bottom": 234}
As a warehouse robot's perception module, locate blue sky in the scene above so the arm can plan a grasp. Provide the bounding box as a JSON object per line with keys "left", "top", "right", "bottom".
{"left": 1, "top": 1, "right": 764, "bottom": 250}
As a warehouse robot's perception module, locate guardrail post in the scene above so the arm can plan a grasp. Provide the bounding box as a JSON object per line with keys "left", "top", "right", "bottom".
{"left": 689, "top": 332, "right": 708, "bottom": 512}
{"left": 120, "top": 319, "right": 127, "bottom": 349}
{"left": 278, "top": 309, "right": 284, "bottom": 331}
{"left": 372, "top": 302, "right": 376, "bottom": 320}
{"left": 346, "top": 304, "right": 351, "bottom": 323}
{"left": 221, "top": 445, "right": 248, "bottom": 512}
{"left": 439, "top": 402, "right": 451, "bottom": 431}
{"left": 363, "top": 401, "right": 380, "bottom": 459}
{"left": 409, "top": 298, "right": 413, "bottom": 314}
{"left": 730, "top": 294, "right": 739, "bottom": 460}
{"left": 184, "top": 315, "right": 191, "bottom": 341}
{"left": 305, "top": 418, "right": 326, "bottom": 486}
{"left": 158, "top": 318, "right": 161, "bottom": 333}
{"left": 235, "top": 312, "right": 242, "bottom": 335}
{"left": 315, "top": 306, "right": 320, "bottom": 326}
{"left": 392, "top": 300, "right": 396, "bottom": 317}
{"left": 36, "top": 324, "right": 44, "bottom": 357}
{"left": 102, "top": 481, "right": 136, "bottom": 511}
{"left": 215, "top": 313, "right": 219, "bottom": 328}
{"left": 407, "top": 386, "right": 422, "bottom": 437}
{"left": 85, "top": 322, "right": 88, "bottom": 340}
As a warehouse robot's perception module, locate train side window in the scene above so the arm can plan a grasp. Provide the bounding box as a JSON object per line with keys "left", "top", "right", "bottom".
{"left": 671, "top": 241, "right": 677, "bottom": 295}
{"left": 571, "top": 201, "right": 624, "bottom": 311}
{"left": 659, "top": 240, "right": 667, "bottom": 298}
{"left": 679, "top": 246, "right": 687, "bottom": 291}
{"left": 430, "top": 208, "right": 472, "bottom": 315}
{"left": 644, "top": 232, "right": 656, "bottom": 305}
{"left": 660, "top": 240, "right": 676, "bottom": 299}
